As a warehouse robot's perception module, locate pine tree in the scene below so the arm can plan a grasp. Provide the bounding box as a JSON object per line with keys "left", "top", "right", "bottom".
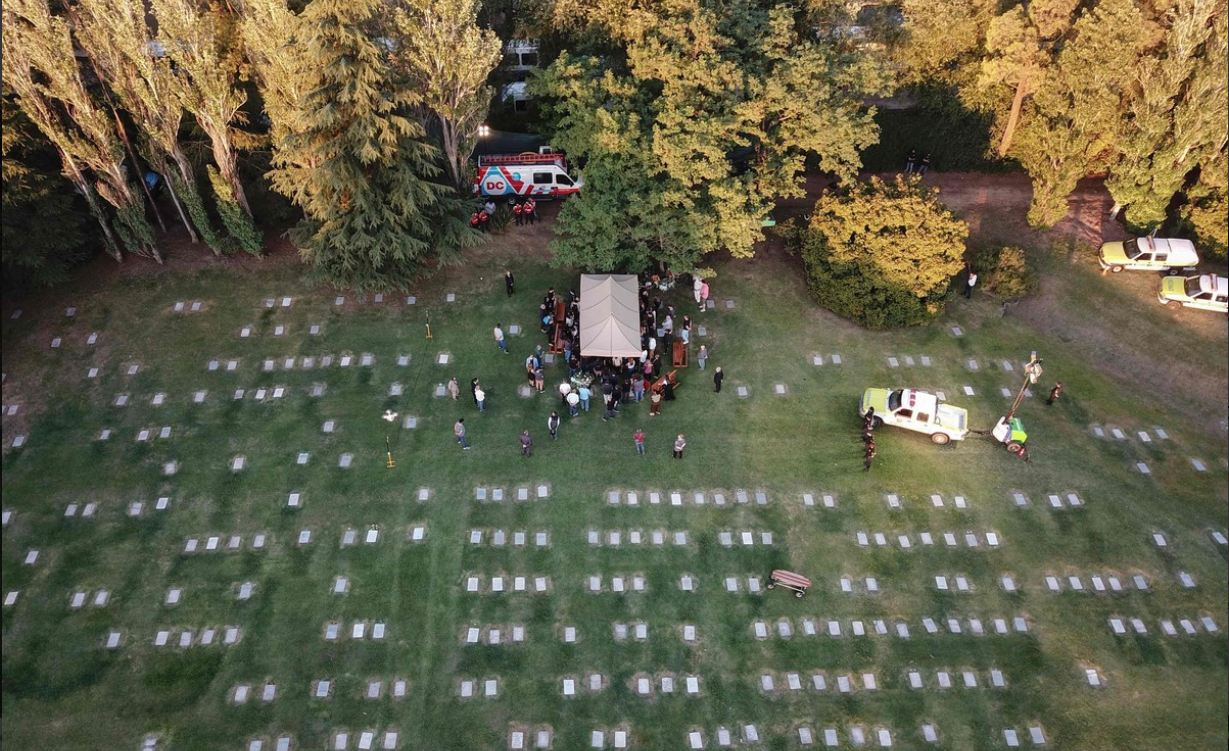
{"left": 267, "top": 0, "right": 477, "bottom": 291}
{"left": 1, "top": 0, "right": 158, "bottom": 262}
{"left": 2, "top": 95, "right": 89, "bottom": 284}
{"left": 72, "top": 0, "right": 225, "bottom": 253}
{"left": 389, "top": 0, "right": 503, "bottom": 191}
{"left": 150, "top": 0, "right": 263, "bottom": 254}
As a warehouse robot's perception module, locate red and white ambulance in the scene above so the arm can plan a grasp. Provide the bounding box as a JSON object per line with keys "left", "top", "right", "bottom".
{"left": 473, "top": 148, "right": 583, "bottom": 199}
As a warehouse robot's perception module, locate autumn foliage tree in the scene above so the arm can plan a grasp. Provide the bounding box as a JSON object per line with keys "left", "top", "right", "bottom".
{"left": 791, "top": 176, "right": 968, "bottom": 329}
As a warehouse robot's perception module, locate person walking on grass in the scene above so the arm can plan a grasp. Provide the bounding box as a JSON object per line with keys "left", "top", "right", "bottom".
{"left": 672, "top": 433, "right": 687, "bottom": 459}
{"left": 494, "top": 323, "right": 508, "bottom": 353}
{"left": 447, "top": 376, "right": 460, "bottom": 401}
{"left": 697, "top": 344, "right": 708, "bottom": 371}
{"left": 520, "top": 429, "right": 533, "bottom": 457}
{"left": 1046, "top": 382, "right": 1063, "bottom": 406}
{"left": 455, "top": 419, "right": 470, "bottom": 449}
{"left": 713, "top": 366, "right": 724, "bottom": 393}
{"left": 634, "top": 428, "right": 646, "bottom": 455}
{"left": 548, "top": 411, "right": 561, "bottom": 440}
{"left": 475, "top": 386, "right": 486, "bottom": 413}
{"left": 505, "top": 270, "right": 515, "bottom": 297}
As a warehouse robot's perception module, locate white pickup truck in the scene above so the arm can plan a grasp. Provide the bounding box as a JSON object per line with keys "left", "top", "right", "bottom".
{"left": 860, "top": 388, "right": 969, "bottom": 445}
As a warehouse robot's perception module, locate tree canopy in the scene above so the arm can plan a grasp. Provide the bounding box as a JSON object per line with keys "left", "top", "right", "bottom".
{"left": 533, "top": 0, "right": 887, "bottom": 273}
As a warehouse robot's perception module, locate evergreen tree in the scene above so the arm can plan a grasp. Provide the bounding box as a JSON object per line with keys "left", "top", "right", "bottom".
{"left": 268, "top": 0, "right": 477, "bottom": 291}
{"left": 1, "top": 0, "right": 158, "bottom": 262}
{"left": 792, "top": 176, "right": 968, "bottom": 329}
{"left": 72, "top": 0, "right": 225, "bottom": 253}
{"left": 150, "top": 0, "right": 263, "bottom": 254}
{"left": 534, "top": 0, "right": 886, "bottom": 273}
{"left": 389, "top": 0, "right": 503, "bottom": 191}
{"left": 2, "top": 95, "right": 89, "bottom": 285}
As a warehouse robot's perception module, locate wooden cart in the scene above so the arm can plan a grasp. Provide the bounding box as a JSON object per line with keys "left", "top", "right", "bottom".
{"left": 767, "top": 569, "right": 812, "bottom": 598}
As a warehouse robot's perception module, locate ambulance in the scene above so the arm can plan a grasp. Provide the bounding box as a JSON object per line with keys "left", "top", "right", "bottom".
{"left": 473, "top": 149, "right": 583, "bottom": 199}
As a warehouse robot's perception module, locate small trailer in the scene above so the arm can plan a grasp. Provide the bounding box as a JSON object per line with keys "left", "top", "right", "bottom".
{"left": 767, "top": 569, "right": 812, "bottom": 598}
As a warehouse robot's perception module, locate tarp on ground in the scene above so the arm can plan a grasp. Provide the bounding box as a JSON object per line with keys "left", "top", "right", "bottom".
{"left": 578, "top": 274, "right": 641, "bottom": 358}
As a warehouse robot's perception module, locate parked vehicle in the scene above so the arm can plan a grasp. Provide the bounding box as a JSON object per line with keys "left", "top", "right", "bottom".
{"left": 1098, "top": 236, "right": 1199, "bottom": 273}
{"left": 473, "top": 148, "right": 582, "bottom": 199}
{"left": 860, "top": 388, "right": 969, "bottom": 444}
{"left": 1157, "top": 274, "right": 1228, "bottom": 313}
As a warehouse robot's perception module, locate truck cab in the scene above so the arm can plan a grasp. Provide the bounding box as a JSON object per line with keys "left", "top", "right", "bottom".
{"left": 860, "top": 388, "right": 969, "bottom": 445}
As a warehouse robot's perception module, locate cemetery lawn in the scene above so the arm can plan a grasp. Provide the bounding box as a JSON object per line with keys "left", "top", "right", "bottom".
{"left": 2, "top": 240, "right": 1227, "bottom": 751}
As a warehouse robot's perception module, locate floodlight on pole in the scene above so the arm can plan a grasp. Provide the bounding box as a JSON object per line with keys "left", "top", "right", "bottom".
{"left": 477, "top": 123, "right": 491, "bottom": 138}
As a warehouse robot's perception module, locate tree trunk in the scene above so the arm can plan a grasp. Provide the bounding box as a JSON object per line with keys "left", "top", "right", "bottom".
{"left": 439, "top": 112, "right": 462, "bottom": 190}
{"left": 65, "top": 153, "right": 123, "bottom": 262}
{"left": 212, "top": 139, "right": 252, "bottom": 217}
{"left": 164, "top": 173, "right": 199, "bottom": 243}
{"left": 997, "top": 80, "right": 1028, "bottom": 157}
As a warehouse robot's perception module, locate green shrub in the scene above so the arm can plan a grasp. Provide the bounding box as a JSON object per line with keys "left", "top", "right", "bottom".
{"left": 975, "top": 245, "right": 1039, "bottom": 300}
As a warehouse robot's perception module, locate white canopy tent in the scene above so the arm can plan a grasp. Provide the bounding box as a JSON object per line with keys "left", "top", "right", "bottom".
{"left": 578, "top": 274, "right": 641, "bottom": 358}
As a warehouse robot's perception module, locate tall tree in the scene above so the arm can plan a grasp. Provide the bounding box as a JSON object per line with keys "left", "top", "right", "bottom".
{"left": 1, "top": 0, "right": 159, "bottom": 262}
{"left": 535, "top": 0, "right": 887, "bottom": 273}
{"left": 389, "top": 0, "right": 503, "bottom": 191}
{"left": 72, "top": 0, "right": 225, "bottom": 252}
{"left": 150, "top": 0, "right": 263, "bottom": 254}
{"left": 234, "top": 0, "right": 309, "bottom": 180}
{"left": 2, "top": 94, "right": 89, "bottom": 284}
{"left": 792, "top": 175, "right": 968, "bottom": 329}
{"left": 267, "top": 0, "right": 477, "bottom": 291}
{"left": 1106, "top": 0, "right": 1228, "bottom": 229}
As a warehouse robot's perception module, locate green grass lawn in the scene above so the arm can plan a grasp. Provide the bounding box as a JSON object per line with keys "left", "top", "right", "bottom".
{"left": 2, "top": 245, "right": 1226, "bottom": 751}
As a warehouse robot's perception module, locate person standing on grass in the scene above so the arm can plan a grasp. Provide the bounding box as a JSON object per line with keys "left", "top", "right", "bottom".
{"left": 863, "top": 440, "right": 876, "bottom": 472}
{"left": 700, "top": 280, "right": 710, "bottom": 311}
{"left": 494, "top": 323, "right": 508, "bottom": 353}
{"left": 632, "top": 373, "right": 645, "bottom": 403}
{"left": 471, "top": 377, "right": 480, "bottom": 405}
{"left": 919, "top": 153, "right": 931, "bottom": 175}
{"left": 505, "top": 270, "right": 515, "bottom": 297}
{"left": 519, "top": 429, "right": 533, "bottom": 457}
{"left": 475, "top": 386, "right": 486, "bottom": 413}
{"left": 566, "top": 390, "right": 580, "bottom": 416}
{"left": 548, "top": 411, "right": 561, "bottom": 440}
{"left": 697, "top": 344, "right": 708, "bottom": 371}
{"left": 650, "top": 388, "right": 663, "bottom": 416}
{"left": 964, "top": 266, "right": 978, "bottom": 299}
{"left": 633, "top": 428, "right": 646, "bottom": 454}
{"left": 579, "top": 383, "right": 592, "bottom": 412}
{"left": 672, "top": 434, "right": 687, "bottom": 459}
{"left": 904, "top": 148, "right": 917, "bottom": 174}
{"left": 1046, "top": 382, "right": 1063, "bottom": 405}
{"left": 512, "top": 199, "right": 524, "bottom": 226}
{"left": 525, "top": 197, "right": 538, "bottom": 224}
{"left": 455, "top": 419, "right": 470, "bottom": 449}
{"left": 447, "top": 376, "right": 460, "bottom": 401}
{"left": 533, "top": 365, "right": 545, "bottom": 394}
{"left": 713, "top": 366, "right": 724, "bottom": 393}
{"left": 693, "top": 276, "right": 703, "bottom": 309}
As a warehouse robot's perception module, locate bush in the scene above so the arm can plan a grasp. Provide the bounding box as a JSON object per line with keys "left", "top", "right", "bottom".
{"left": 975, "top": 246, "right": 1039, "bottom": 300}
{"left": 792, "top": 176, "right": 968, "bottom": 329}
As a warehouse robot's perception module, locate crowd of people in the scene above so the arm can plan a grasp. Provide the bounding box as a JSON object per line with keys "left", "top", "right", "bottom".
{"left": 469, "top": 196, "right": 540, "bottom": 232}
{"left": 448, "top": 272, "right": 715, "bottom": 458}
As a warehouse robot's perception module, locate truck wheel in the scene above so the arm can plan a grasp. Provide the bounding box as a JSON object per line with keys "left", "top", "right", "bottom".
{"left": 1167, "top": 300, "right": 1183, "bottom": 310}
{"left": 870, "top": 416, "right": 883, "bottom": 429}
{"left": 1006, "top": 441, "right": 1023, "bottom": 453}
{"left": 931, "top": 433, "right": 951, "bottom": 445}
{"left": 1110, "top": 265, "right": 1124, "bottom": 273}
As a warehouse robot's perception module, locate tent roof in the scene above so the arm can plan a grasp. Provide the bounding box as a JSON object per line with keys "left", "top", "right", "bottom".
{"left": 578, "top": 274, "right": 641, "bottom": 358}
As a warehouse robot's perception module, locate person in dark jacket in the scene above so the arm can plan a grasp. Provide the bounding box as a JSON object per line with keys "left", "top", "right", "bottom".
{"left": 505, "top": 270, "right": 515, "bottom": 297}
{"left": 713, "top": 366, "right": 724, "bottom": 393}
